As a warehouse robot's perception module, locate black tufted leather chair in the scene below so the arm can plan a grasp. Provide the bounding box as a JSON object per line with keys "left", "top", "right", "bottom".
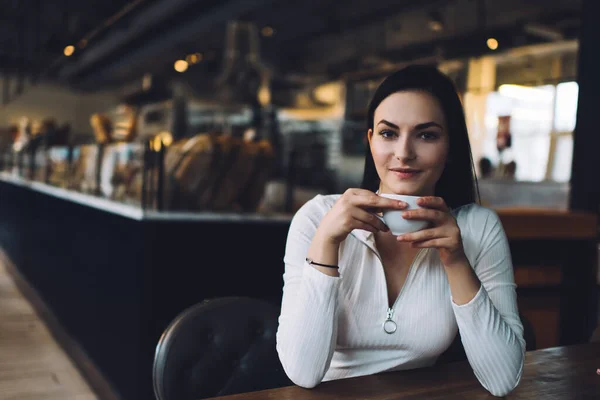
{"left": 437, "top": 313, "right": 537, "bottom": 365}
{"left": 153, "top": 297, "right": 292, "bottom": 400}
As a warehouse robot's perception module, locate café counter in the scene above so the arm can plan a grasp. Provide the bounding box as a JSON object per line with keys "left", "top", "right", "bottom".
{"left": 0, "top": 173, "right": 292, "bottom": 400}
{"left": 0, "top": 174, "right": 597, "bottom": 400}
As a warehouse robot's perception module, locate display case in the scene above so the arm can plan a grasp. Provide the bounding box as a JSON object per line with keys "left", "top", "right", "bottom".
{"left": 46, "top": 146, "right": 70, "bottom": 187}
{"left": 70, "top": 145, "right": 100, "bottom": 194}
{"left": 0, "top": 94, "right": 346, "bottom": 216}
{"left": 98, "top": 142, "right": 146, "bottom": 205}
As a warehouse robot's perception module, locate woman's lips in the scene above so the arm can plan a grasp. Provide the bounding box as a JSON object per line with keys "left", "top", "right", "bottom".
{"left": 389, "top": 169, "right": 422, "bottom": 180}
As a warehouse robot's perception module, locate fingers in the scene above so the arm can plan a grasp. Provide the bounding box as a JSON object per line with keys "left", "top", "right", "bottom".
{"left": 349, "top": 191, "right": 407, "bottom": 210}
{"left": 416, "top": 196, "right": 449, "bottom": 211}
{"left": 352, "top": 220, "right": 380, "bottom": 234}
{"left": 396, "top": 228, "right": 443, "bottom": 243}
{"left": 343, "top": 188, "right": 376, "bottom": 198}
{"left": 409, "top": 238, "right": 446, "bottom": 248}
{"left": 351, "top": 208, "right": 389, "bottom": 232}
{"left": 402, "top": 208, "right": 447, "bottom": 223}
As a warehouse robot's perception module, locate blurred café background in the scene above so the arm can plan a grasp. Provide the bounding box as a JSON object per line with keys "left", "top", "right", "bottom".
{"left": 0, "top": 0, "right": 598, "bottom": 399}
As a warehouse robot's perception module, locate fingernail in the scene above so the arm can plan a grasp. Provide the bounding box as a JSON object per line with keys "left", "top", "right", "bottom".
{"left": 399, "top": 201, "right": 407, "bottom": 207}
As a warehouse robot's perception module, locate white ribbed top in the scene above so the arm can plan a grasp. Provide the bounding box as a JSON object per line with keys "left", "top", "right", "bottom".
{"left": 276, "top": 195, "right": 525, "bottom": 397}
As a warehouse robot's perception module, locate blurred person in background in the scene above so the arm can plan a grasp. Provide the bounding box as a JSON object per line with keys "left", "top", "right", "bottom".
{"left": 478, "top": 156, "right": 494, "bottom": 179}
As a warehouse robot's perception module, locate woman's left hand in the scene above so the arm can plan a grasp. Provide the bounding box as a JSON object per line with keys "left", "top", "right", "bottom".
{"left": 396, "top": 196, "right": 467, "bottom": 267}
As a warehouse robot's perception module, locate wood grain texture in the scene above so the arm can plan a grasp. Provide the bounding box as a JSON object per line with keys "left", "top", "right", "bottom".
{"left": 0, "top": 255, "right": 101, "bottom": 400}
{"left": 206, "top": 343, "right": 600, "bottom": 400}
{"left": 514, "top": 265, "right": 562, "bottom": 288}
{"left": 496, "top": 208, "right": 598, "bottom": 239}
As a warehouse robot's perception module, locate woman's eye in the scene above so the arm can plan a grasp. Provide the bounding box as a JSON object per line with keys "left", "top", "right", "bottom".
{"left": 419, "top": 131, "right": 440, "bottom": 140}
{"left": 379, "top": 130, "right": 396, "bottom": 139}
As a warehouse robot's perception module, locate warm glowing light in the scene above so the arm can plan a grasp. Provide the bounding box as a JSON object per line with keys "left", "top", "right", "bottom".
{"left": 313, "top": 82, "right": 342, "bottom": 105}
{"left": 428, "top": 21, "right": 444, "bottom": 32}
{"left": 186, "top": 53, "right": 203, "bottom": 64}
{"left": 152, "top": 137, "right": 162, "bottom": 152}
{"left": 64, "top": 45, "right": 75, "bottom": 56}
{"left": 157, "top": 131, "right": 173, "bottom": 147}
{"left": 487, "top": 38, "right": 499, "bottom": 50}
{"left": 261, "top": 26, "right": 274, "bottom": 37}
{"left": 142, "top": 74, "right": 152, "bottom": 91}
{"left": 174, "top": 60, "right": 189, "bottom": 73}
{"left": 152, "top": 132, "right": 173, "bottom": 151}
{"left": 258, "top": 85, "right": 271, "bottom": 106}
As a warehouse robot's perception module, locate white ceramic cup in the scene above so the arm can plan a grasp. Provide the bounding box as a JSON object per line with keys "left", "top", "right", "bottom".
{"left": 376, "top": 194, "right": 429, "bottom": 236}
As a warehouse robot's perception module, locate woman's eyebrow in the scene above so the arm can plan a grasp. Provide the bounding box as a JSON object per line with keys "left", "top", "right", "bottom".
{"left": 415, "top": 122, "right": 443, "bottom": 130}
{"left": 377, "top": 120, "right": 443, "bottom": 130}
{"left": 377, "top": 119, "right": 399, "bottom": 129}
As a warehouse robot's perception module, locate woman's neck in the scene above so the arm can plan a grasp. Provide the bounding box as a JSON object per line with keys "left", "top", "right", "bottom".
{"left": 374, "top": 231, "right": 419, "bottom": 259}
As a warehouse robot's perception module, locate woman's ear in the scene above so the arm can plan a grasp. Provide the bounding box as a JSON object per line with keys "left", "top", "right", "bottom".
{"left": 367, "top": 129, "right": 374, "bottom": 145}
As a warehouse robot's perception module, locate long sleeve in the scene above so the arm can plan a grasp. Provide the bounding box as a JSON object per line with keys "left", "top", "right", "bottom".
{"left": 276, "top": 197, "right": 340, "bottom": 388}
{"left": 452, "top": 207, "right": 525, "bottom": 397}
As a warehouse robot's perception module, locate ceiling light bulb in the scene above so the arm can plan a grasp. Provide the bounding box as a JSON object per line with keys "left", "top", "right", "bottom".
{"left": 174, "top": 60, "right": 189, "bottom": 73}
{"left": 427, "top": 11, "right": 444, "bottom": 32}
{"left": 261, "top": 26, "right": 275, "bottom": 37}
{"left": 186, "top": 53, "right": 203, "bottom": 64}
{"left": 487, "top": 38, "right": 499, "bottom": 50}
{"left": 64, "top": 45, "right": 75, "bottom": 56}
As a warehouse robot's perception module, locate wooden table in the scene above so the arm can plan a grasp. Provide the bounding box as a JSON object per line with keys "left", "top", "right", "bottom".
{"left": 207, "top": 343, "right": 600, "bottom": 399}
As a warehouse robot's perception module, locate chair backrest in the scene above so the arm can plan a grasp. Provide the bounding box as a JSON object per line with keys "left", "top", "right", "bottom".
{"left": 153, "top": 297, "right": 292, "bottom": 400}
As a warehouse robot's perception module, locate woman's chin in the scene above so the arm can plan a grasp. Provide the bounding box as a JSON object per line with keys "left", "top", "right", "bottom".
{"left": 382, "top": 184, "right": 428, "bottom": 197}
{"left": 395, "top": 191, "right": 421, "bottom": 197}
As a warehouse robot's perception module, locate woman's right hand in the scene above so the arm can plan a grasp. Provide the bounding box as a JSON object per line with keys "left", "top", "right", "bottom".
{"left": 316, "top": 189, "right": 407, "bottom": 245}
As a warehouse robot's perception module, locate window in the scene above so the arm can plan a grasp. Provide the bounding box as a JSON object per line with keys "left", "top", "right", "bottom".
{"left": 554, "top": 82, "right": 579, "bottom": 132}
{"left": 482, "top": 82, "right": 578, "bottom": 182}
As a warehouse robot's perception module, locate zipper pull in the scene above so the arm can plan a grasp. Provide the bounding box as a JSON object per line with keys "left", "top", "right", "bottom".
{"left": 383, "top": 307, "right": 397, "bottom": 334}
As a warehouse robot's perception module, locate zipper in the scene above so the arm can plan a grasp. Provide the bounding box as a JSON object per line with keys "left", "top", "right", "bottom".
{"left": 381, "top": 248, "right": 426, "bottom": 334}
{"left": 383, "top": 307, "right": 397, "bottom": 334}
{"left": 350, "top": 231, "right": 427, "bottom": 334}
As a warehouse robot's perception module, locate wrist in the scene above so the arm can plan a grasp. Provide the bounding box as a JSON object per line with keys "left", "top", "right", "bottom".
{"left": 313, "top": 227, "right": 343, "bottom": 247}
{"left": 307, "top": 230, "right": 341, "bottom": 277}
{"left": 440, "top": 249, "right": 469, "bottom": 269}
{"left": 443, "top": 256, "right": 481, "bottom": 305}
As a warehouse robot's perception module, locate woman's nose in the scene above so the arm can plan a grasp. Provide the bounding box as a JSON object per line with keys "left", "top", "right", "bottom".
{"left": 394, "top": 137, "right": 416, "bottom": 161}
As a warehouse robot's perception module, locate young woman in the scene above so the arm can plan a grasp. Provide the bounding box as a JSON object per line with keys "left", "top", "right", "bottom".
{"left": 276, "top": 65, "right": 525, "bottom": 397}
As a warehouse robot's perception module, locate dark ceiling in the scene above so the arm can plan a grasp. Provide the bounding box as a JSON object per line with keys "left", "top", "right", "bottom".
{"left": 0, "top": 0, "right": 139, "bottom": 77}
{"left": 0, "top": 0, "right": 582, "bottom": 98}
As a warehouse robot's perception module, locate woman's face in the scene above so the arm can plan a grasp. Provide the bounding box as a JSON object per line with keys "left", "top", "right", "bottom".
{"left": 368, "top": 90, "right": 449, "bottom": 196}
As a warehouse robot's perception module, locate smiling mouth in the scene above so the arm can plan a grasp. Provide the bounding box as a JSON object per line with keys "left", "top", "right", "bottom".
{"left": 389, "top": 168, "right": 422, "bottom": 179}
{"left": 389, "top": 168, "right": 421, "bottom": 173}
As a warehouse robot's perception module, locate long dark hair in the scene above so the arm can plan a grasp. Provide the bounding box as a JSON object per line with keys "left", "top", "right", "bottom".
{"left": 360, "top": 64, "right": 479, "bottom": 210}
